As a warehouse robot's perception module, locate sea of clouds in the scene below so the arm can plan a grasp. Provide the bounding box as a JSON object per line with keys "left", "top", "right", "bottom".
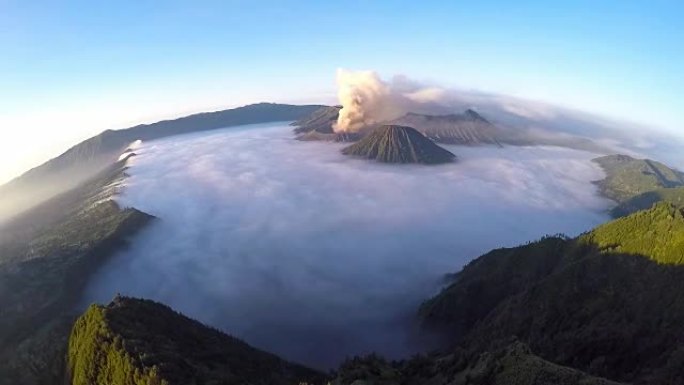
{"left": 83, "top": 122, "right": 613, "bottom": 368}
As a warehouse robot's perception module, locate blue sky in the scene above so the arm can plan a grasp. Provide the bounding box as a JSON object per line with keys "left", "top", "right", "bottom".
{"left": 0, "top": 0, "right": 682, "bottom": 183}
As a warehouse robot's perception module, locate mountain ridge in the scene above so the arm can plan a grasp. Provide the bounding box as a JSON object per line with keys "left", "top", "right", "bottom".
{"left": 592, "top": 154, "right": 684, "bottom": 216}
{"left": 420, "top": 202, "right": 684, "bottom": 384}
{"left": 67, "top": 296, "right": 323, "bottom": 385}
{"left": 0, "top": 103, "right": 323, "bottom": 222}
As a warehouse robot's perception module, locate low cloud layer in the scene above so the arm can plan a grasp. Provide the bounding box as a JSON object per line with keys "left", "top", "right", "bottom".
{"left": 84, "top": 123, "right": 612, "bottom": 369}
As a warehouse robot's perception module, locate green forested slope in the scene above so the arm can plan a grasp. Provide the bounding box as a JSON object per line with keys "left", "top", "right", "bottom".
{"left": 67, "top": 297, "right": 323, "bottom": 385}
{"left": 593, "top": 155, "right": 684, "bottom": 203}
{"left": 421, "top": 203, "right": 684, "bottom": 384}
{"left": 583, "top": 202, "right": 684, "bottom": 264}
{"left": 593, "top": 154, "right": 684, "bottom": 217}
{"left": 611, "top": 186, "right": 684, "bottom": 217}
{"left": 331, "top": 341, "right": 622, "bottom": 385}
{"left": 0, "top": 162, "right": 154, "bottom": 385}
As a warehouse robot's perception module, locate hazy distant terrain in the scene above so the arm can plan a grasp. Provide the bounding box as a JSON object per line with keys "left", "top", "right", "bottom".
{"left": 0, "top": 160, "right": 153, "bottom": 384}
{"left": 83, "top": 122, "right": 611, "bottom": 368}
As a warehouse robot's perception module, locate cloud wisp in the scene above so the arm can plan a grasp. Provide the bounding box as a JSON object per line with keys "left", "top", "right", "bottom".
{"left": 84, "top": 122, "right": 612, "bottom": 369}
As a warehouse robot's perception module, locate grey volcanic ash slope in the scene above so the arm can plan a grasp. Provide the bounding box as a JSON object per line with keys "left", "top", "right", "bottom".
{"left": 389, "top": 109, "right": 503, "bottom": 146}
{"left": 292, "top": 106, "right": 503, "bottom": 146}
{"left": 342, "top": 125, "right": 456, "bottom": 164}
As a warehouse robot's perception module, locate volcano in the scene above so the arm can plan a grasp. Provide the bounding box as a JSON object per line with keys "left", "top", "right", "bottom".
{"left": 390, "top": 109, "right": 502, "bottom": 146}
{"left": 342, "top": 125, "right": 456, "bottom": 164}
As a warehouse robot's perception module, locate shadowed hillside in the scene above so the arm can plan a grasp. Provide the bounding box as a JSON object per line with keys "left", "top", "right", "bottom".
{"left": 0, "top": 161, "right": 154, "bottom": 385}
{"left": 420, "top": 202, "right": 684, "bottom": 384}
{"left": 331, "top": 340, "right": 622, "bottom": 385}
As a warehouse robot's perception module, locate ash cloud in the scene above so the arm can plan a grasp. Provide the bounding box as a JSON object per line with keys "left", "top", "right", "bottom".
{"left": 83, "top": 122, "right": 612, "bottom": 369}
{"left": 333, "top": 69, "right": 452, "bottom": 133}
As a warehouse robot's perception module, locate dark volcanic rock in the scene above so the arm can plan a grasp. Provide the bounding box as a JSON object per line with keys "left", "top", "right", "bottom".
{"left": 342, "top": 125, "right": 456, "bottom": 164}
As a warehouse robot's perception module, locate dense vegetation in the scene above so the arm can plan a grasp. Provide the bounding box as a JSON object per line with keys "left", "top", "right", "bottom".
{"left": 592, "top": 154, "right": 684, "bottom": 216}
{"left": 420, "top": 203, "right": 684, "bottom": 384}
{"left": 611, "top": 186, "right": 684, "bottom": 217}
{"left": 0, "top": 161, "right": 154, "bottom": 385}
{"left": 583, "top": 202, "right": 684, "bottom": 264}
{"left": 67, "top": 296, "right": 323, "bottom": 385}
{"left": 331, "top": 340, "right": 621, "bottom": 385}
{"left": 342, "top": 125, "right": 456, "bottom": 164}
{"left": 67, "top": 297, "right": 621, "bottom": 385}
{"left": 0, "top": 103, "right": 322, "bottom": 221}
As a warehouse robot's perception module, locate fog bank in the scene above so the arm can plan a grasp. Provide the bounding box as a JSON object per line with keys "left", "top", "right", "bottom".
{"left": 84, "top": 122, "right": 612, "bottom": 368}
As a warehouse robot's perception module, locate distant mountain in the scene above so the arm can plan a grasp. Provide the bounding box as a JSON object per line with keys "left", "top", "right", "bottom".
{"left": 290, "top": 107, "right": 616, "bottom": 154}
{"left": 389, "top": 109, "right": 503, "bottom": 146}
{"left": 592, "top": 154, "right": 684, "bottom": 216}
{"left": 611, "top": 186, "right": 684, "bottom": 217}
{"left": 342, "top": 125, "right": 456, "bottom": 164}
{"left": 67, "top": 296, "right": 322, "bottom": 385}
{"left": 0, "top": 103, "right": 323, "bottom": 222}
{"left": 291, "top": 105, "right": 341, "bottom": 134}
{"left": 420, "top": 202, "right": 684, "bottom": 384}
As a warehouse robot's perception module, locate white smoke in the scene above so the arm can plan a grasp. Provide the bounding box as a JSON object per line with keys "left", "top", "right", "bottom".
{"left": 333, "top": 69, "right": 450, "bottom": 133}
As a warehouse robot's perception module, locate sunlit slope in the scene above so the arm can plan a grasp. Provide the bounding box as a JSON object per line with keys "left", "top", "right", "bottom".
{"left": 593, "top": 154, "right": 684, "bottom": 216}
{"left": 611, "top": 186, "right": 684, "bottom": 217}
{"left": 583, "top": 201, "right": 684, "bottom": 263}
{"left": 67, "top": 296, "right": 322, "bottom": 385}
{"left": 421, "top": 202, "right": 684, "bottom": 384}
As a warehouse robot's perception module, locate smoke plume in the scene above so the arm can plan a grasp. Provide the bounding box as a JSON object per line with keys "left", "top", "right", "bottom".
{"left": 330, "top": 70, "right": 684, "bottom": 170}
{"left": 333, "top": 69, "right": 448, "bottom": 133}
